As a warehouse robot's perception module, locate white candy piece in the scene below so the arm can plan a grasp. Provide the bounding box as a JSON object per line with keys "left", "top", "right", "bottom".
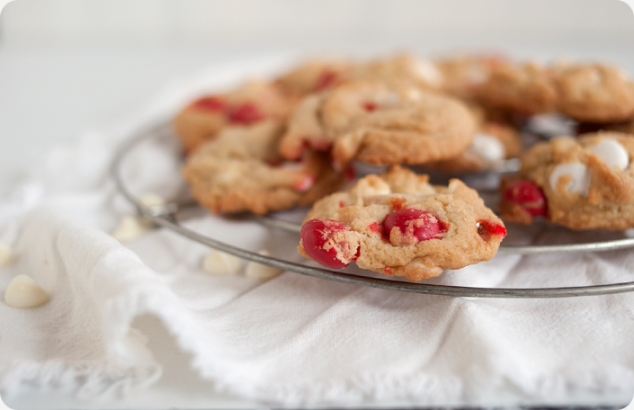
{"left": 138, "top": 193, "right": 165, "bottom": 209}
{"left": 589, "top": 139, "right": 629, "bottom": 171}
{"left": 245, "top": 250, "right": 283, "bottom": 280}
{"left": 203, "top": 250, "right": 241, "bottom": 276}
{"left": 111, "top": 215, "right": 149, "bottom": 243}
{"left": 0, "top": 243, "right": 14, "bottom": 268}
{"left": 5, "top": 274, "right": 50, "bottom": 308}
{"left": 470, "top": 133, "right": 505, "bottom": 162}
{"left": 528, "top": 114, "right": 575, "bottom": 137}
{"left": 413, "top": 60, "right": 443, "bottom": 87}
{"left": 549, "top": 162, "right": 590, "bottom": 196}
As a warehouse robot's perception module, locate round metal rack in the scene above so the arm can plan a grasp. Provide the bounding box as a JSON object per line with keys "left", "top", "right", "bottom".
{"left": 110, "top": 121, "right": 634, "bottom": 298}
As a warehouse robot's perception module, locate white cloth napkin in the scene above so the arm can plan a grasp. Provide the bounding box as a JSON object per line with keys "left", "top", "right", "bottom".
{"left": 1, "top": 56, "right": 634, "bottom": 407}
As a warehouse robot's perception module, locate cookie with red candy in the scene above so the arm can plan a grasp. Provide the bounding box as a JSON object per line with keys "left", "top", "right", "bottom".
{"left": 274, "top": 54, "right": 443, "bottom": 98}
{"left": 279, "top": 80, "right": 476, "bottom": 166}
{"left": 298, "top": 166, "right": 506, "bottom": 281}
{"left": 173, "top": 80, "right": 291, "bottom": 154}
{"left": 499, "top": 132, "right": 634, "bottom": 230}
{"left": 274, "top": 59, "right": 352, "bottom": 97}
{"left": 182, "top": 121, "right": 345, "bottom": 215}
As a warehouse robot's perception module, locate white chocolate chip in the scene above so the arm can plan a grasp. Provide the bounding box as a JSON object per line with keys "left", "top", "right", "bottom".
{"left": 111, "top": 215, "right": 149, "bottom": 243}
{"left": 413, "top": 60, "right": 443, "bottom": 87}
{"left": 469, "top": 133, "right": 505, "bottom": 162}
{"left": 203, "top": 250, "right": 241, "bottom": 276}
{"left": 138, "top": 193, "right": 165, "bottom": 209}
{"left": 549, "top": 162, "right": 590, "bottom": 196}
{"left": 466, "top": 65, "right": 488, "bottom": 84}
{"left": 528, "top": 114, "right": 575, "bottom": 137}
{"left": 0, "top": 243, "right": 14, "bottom": 268}
{"left": 589, "top": 138, "right": 629, "bottom": 170}
{"left": 245, "top": 250, "right": 283, "bottom": 280}
{"left": 5, "top": 275, "right": 49, "bottom": 308}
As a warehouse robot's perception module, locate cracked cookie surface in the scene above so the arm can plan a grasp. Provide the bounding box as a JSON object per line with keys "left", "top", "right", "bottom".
{"left": 280, "top": 81, "right": 476, "bottom": 166}
{"left": 477, "top": 61, "right": 558, "bottom": 115}
{"left": 182, "top": 121, "right": 344, "bottom": 215}
{"left": 554, "top": 63, "right": 634, "bottom": 123}
{"left": 298, "top": 166, "right": 506, "bottom": 281}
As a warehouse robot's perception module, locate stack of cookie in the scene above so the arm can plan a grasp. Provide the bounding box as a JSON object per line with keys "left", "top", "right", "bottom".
{"left": 173, "top": 53, "right": 634, "bottom": 280}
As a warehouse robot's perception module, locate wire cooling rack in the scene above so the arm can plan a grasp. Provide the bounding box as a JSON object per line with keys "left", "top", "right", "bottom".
{"left": 110, "top": 121, "right": 634, "bottom": 298}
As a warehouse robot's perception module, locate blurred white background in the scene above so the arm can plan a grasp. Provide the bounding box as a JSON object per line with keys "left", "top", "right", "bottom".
{"left": 0, "top": 0, "right": 633, "bottom": 190}
{"left": 2, "top": 0, "right": 634, "bottom": 51}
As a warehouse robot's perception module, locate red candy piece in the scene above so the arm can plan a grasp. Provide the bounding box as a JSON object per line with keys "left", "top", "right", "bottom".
{"left": 192, "top": 96, "right": 225, "bottom": 112}
{"left": 300, "top": 219, "right": 358, "bottom": 269}
{"left": 504, "top": 180, "right": 547, "bottom": 217}
{"left": 314, "top": 70, "right": 338, "bottom": 91}
{"left": 362, "top": 101, "right": 378, "bottom": 112}
{"left": 383, "top": 208, "right": 446, "bottom": 246}
{"left": 368, "top": 222, "right": 382, "bottom": 235}
{"left": 228, "top": 102, "right": 264, "bottom": 125}
{"left": 292, "top": 174, "right": 315, "bottom": 192}
{"left": 477, "top": 220, "right": 507, "bottom": 241}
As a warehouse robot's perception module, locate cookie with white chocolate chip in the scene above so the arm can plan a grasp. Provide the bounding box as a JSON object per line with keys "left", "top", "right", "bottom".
{"left": 182, "top": 121, "right": 345, "bottom": 215}
{"left": 500, "top": 132, "right": 634, "bottom": 230}
{"left": 173, "top": 80, "right": 291, "bottom": 154}
{"left": 435, "top": 53, "right": 507, "bottom": 101}
{"left": 298, "top": 166, "right": 507, "bottom": 281}
{"left": 274, "top": 54, "right": 443, "bottom": 98}
{"left": 554, "top": 63, "right": 634, "bottom": 123}
{"left": 279, "top": 81, "right": 477, "bottom": 166}
{"left": 425, "top": 121, "right": 521, "bottom": 174}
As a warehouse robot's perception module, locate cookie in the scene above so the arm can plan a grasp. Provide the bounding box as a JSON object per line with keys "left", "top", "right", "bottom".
{"left": 279, "top": 81, "right": 476, "bottom": 166}
{"left": 554, "top": 63, "right": 634, "bottom": 123}
{"left": 435, "top": 53, "right": 507, "bottom": 100}
{"left": 351, "top": 54, "right": 444, "bottom": 90}
{"left": 274, "top": 54, "right": 443, "bottom": 98}
{"left": 298, "top": 166, "right": 507, "bottom": 281}
{"left": 173, "top": 80, "right": 290, "bottom": 154}
{"left": 500, "top": 132, "right": 634, "bottom": 230}
{"left": 182, "top": 121, "right": 345, "bottom": 215}
{"left": 477, "top": 61, "right": 558, "bottom": 114}
{"left": 274, "top": 59, "right": 352, "bottom": 97}
{"left": 426, "top": 121, "right": 521, "bottom": 173}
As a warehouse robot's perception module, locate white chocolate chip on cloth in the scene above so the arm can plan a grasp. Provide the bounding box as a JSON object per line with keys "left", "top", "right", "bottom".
{"left": 0, "top": 243, "right": 14, "bottom": 268}
{"left": 5, "top": 274, "right": 50, "bottom": 309}
{"left": 500, "top": 132, "right": 634, "bottom": 230}
{"left": 245, "top": 250, "right": 284, "bottom": 280}
{"left": 182, "top": 120, "right": 346, "bottom": 215}
{"left": 202, "top": 250, "right": 241, "bottom": 276}
{"left": 279, "top": 80, "right": 476, "bottom": 166}
{"left": 111, "top": 215, "right": 151, "bottom": 243}
{"left": 298, "top": 165, "right": 506, "bottom": 281}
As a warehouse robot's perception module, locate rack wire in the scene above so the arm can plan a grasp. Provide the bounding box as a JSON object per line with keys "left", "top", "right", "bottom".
{"left": 110, "top": 121, "right": 634, "bottom": 298}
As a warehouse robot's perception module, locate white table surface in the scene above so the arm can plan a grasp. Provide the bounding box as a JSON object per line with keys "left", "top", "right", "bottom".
{"left": 2, "top": 44, "right": 634, "bottom": 409}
